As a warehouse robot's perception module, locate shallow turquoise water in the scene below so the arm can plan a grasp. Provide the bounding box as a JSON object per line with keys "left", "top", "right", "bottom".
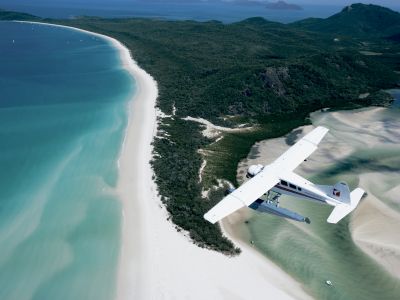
{"left": 0, "top": 22, "right": 134, "bottom": 299}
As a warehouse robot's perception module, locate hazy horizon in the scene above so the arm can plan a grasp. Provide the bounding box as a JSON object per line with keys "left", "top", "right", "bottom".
{"left": 2, "top": 0, "right": 400, "bottom": 6}
{"left": 1, "top": 0, "right": 399, "bottom": 23}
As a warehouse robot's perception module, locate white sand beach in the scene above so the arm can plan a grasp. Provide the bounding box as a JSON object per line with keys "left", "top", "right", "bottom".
{"left": 109, "top": 26, "right": 312, "bottom": 300}
{"left": 18, "top": 21, "right": 312, "bottom": 300}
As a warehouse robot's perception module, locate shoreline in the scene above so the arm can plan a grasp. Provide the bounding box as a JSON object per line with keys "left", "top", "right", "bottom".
{"left": 15, "top": 21, "right": 311, "bottom": 299}
{"left": 15, "top": 20, "right": 159, "bottom": 299}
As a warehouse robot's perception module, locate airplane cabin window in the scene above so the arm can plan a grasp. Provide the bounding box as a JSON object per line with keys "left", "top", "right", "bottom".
{"left": 289, "top": 183, "right": 296, "bottom": 189}
{"left": 297, "top": 187, "right": 302, "bottom": 191}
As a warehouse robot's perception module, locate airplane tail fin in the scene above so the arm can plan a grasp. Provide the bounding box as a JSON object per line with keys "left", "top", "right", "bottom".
{"left": 331, "top": 181, "right": 350, "bottom": 204}
{"left": 327, "top": 188, "right": 364, "bottom": 224}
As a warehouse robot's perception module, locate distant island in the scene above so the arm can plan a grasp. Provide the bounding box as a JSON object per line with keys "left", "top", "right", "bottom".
{"left": 265, "top": 1, "right": 303, "bottom": 10}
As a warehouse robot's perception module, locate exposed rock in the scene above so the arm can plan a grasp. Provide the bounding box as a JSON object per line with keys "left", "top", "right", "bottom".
{"left": 228, "top": 101, "right": 244, "bottom": 114}
{"left": 242, "top": 87, "right": 252, "bottom": 97}
{"left": 260, "top": 66, "right": 289, "bottom": 96}
{"left": 263, "top": 101, "right": 271, "bottom": 113}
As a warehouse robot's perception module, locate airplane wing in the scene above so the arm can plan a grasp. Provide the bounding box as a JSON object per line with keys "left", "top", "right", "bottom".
{"left": 273, "top": 126, "right": 329, "bottom": 172}
{"left": 204, "top": 169, "right": 279, "bottom": 224}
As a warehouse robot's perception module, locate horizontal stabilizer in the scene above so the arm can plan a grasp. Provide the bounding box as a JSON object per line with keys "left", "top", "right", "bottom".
{"left": 327, "top": 188, "right": 364, "bottom": 224}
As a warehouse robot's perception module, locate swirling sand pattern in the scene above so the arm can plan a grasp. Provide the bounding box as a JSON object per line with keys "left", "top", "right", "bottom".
{"left": 236, "top": 100, "right": 400, "bottom": 300}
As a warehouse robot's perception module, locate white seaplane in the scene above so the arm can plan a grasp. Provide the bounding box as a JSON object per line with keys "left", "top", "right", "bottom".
{"left": 204, "top": 126, "right": 364, "bottom": 225}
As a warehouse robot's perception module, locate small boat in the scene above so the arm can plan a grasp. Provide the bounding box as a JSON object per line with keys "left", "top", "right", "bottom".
{"left": 325, "top": 280, "right": 333, "bottom": 286}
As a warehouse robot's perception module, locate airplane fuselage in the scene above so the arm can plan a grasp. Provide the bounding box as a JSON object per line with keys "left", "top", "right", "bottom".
{"left": 252, "top": 163, "right": 343, "bottom": 207}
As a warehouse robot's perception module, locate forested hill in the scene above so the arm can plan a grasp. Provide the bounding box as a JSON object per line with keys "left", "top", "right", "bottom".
{"left": 292, "top": 3, "right": 400, "bottom": 38}
{"left": 1, "top": 6, "right": 400, "bottom": 254}
{"left": 0, "top": 9, "right": 39, "bottom": 21}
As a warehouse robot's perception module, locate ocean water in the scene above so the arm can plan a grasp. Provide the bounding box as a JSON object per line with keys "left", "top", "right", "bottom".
{"left": 239, "top": 93, "right": 400, "bottom": 299}
{"left": 0, "top": 22, "right": 134, "bottom": 299}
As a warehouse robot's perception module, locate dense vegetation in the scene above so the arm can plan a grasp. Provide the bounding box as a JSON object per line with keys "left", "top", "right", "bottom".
{"left": 1, "top": 4, "right": 399, "bottom": 254}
